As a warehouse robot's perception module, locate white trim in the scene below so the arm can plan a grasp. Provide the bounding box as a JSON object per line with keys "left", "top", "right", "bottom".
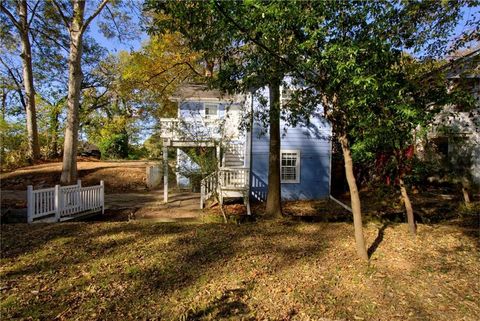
{"left": 281, "top": 149, "right": 301, "bottom": 183}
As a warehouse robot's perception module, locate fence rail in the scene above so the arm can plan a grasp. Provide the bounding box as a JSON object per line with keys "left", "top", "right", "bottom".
{"left": 219, "top": 167, "right": 249, "bottom": 190}
{"left": 27, "top": 180, "right": 104, "bottom": 223}
{"left": 200, "top": 172, "right": 217, "bottom": 209}
{"left": 200, "top": 168, "right": 250, "bottom": 209}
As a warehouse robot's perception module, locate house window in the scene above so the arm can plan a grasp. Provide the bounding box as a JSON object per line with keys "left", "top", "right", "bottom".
{"left": 281, "top": 150, "right": 300, "bottom": 183}
{"left": 204, "top": 103, "right": 218, "bottom": 119}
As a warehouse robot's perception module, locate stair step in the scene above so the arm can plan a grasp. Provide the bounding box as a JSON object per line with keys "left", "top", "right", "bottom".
{"left": 225, "top": 162, "right": 244, "bottom": 166}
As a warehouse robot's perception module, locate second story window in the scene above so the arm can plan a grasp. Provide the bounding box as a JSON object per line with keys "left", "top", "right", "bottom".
{"left": 204, "top": 103, "right": 218, "bottom": 119}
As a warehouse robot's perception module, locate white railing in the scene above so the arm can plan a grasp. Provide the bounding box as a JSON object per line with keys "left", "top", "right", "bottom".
{"left": 159, "top": 117, "right": 224, "bottom": 141}
{"left": 200, "top": 168, "right": 250, "bottom": 208}
{"left": 200, "top": 172, "right": 217, "bottom": 209}
{"left": 219, "top": 167, "right": 249, "bottom": 190}
{"left": 158, "top": 118, "right": 179, "bottom": 139}
{"left": 27, "top": 180, "right": 104, "bottom": 223}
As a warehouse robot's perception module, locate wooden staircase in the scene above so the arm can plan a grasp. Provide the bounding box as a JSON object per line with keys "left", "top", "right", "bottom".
{"left": 223, "top": 142, "right": 245, "bottom": 168}
{"left": 200, "top": 141, "right": 251, "bottom": 214}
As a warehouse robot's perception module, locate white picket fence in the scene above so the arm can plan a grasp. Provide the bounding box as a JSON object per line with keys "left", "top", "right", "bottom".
{"left": 27, "top": 180, "right": 104, "bottom": 223}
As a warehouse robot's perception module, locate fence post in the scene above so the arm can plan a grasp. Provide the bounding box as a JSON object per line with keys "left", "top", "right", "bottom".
{"left": 200, "top": 180, "right": 205, "bottom": 209}
{"left": 55, "top": 185, "right": 61, "bottom": 222}
{"left": 27, "top": 185, "right": 33, "bottom": 223}
{"left": 100, "top": 180, "right": 105, "bottom": 214}
{"left": 77, "top": 180, "right": 82, "bottom": 211}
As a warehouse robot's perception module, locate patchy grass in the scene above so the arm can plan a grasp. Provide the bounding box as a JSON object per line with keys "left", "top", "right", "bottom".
{"left": 1, "top": 219, "right": 478, "bottom": 321}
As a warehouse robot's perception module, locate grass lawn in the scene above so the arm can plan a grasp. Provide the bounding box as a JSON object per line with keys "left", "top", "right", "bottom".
{"left": 1, "top": 219, "right": 478, "bottom": 320}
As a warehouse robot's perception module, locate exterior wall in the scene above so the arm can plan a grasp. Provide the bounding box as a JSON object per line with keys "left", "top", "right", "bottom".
{"left": 428, "top": 105, "right": 480, "bottom": 185}
{"left": 172, "top": 86, "right": 333, "bottom": 200}
{"left": 249, "top": 88, "right": 332, "bottom": 201}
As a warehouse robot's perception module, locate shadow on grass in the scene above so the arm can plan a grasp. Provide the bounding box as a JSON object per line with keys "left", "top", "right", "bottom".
{"left": 367, "top": 222, "right": 391, "bottom": 258}
{"left": 1, "top": 220, "right": 339, "bottom": 320}
{"left": 185, "top": 287, "right": 252, "bottom": 320}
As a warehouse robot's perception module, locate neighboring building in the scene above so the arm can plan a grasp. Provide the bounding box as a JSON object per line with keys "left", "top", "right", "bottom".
{"left": 159, "top": 83, "right": 332, "bottom": 210}
{"left": 78, "top": 142, "right": 101, "bottom": 159}
{"left": 426, "top": 49, "right": 480, "bottom": 185}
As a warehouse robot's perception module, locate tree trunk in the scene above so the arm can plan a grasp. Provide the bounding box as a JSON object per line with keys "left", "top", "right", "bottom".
{"left": 49, "top": 105, "right": 60, "bottom": 158}
{"left": 265, "top": 81, "right": 282, "bottom": 218}
{"left": 1, "top": 87, "right": 6, "bottom": 161}
{"left": 18, "top": 0, "right": 40, "bottom": 162}
{"left": 461, "top": 177, "right": 472, "bottom": 208}
{"left": 60, "top": 1, "right": 85, "bottom": 184}
{"left": 338, "top": 134, "right": 368, "bottom": 260}
{"left": 399, "top": 178, "right": 416, "bottom": 236}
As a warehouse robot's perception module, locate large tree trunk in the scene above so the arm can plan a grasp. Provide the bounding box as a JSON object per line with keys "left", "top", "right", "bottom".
{"left": 265, "top": 81, "right": 282, "bottom": 218}
{"left": 399, "top": 178, "right": 416, "bottom": 236}
{"left": 461, "top": 177, "right": 472, "bottom": 208}
{"left": 18, "top": 0, "right": 40, "bottom": 162}
{"left": 48, "top": 106, "right": 60, "bottom": 158}
{"left": 338, "top": 134, "right": 368, "bottom": 260}
{"left": 60, "top": 1, "right": 85, "bottom": 184}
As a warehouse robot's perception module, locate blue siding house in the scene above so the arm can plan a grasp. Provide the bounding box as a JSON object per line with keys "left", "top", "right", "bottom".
{"left": 159, "top": 84, "right": 332, "bottom": 211}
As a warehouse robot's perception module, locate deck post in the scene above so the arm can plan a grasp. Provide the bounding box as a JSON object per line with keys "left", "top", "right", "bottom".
{"left": 27, "top": 185, "right": 33, "bottom": 223}
{"left": 100, "top": 180, "right": 105, "bottom": 214}
{"left": 54, "top": 185, "right": 61, "bottom": 221}
{"left": 216, "top": 143, "right": 221, "bottom": 168}
{"left": 200, "top": 181, "right": 205, "bottom": 209}
{"left": 163, "top": 145, "right": 168, "bottom": 203}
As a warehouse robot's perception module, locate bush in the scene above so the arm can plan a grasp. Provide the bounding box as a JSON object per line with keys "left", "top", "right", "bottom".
{"left": 98, "top": 133, "right": 129, "bottom": 159}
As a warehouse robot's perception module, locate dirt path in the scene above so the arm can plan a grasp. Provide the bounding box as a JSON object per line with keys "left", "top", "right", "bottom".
{"left": 105, "top": 190, "right": 202, "bottom": 221}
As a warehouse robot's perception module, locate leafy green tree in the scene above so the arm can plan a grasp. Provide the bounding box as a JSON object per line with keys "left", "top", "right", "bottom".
{"left": 1, "top": 0, "right": 41, "bottom": 162}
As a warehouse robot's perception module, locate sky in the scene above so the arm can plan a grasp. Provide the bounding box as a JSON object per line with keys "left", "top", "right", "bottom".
{"left": 90, "top": 4, "right": 479, "bottom": 58}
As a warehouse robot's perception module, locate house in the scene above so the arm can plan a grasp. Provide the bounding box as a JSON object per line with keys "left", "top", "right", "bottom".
{"left": 159, "top": 83, "right": 332, "bottom": 212}
{"left": 426, "top": 49, "right": 480, "bottom": 185}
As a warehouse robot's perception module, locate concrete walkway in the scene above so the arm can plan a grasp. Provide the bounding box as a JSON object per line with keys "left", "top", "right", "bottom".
{"left": 106, "top": 190, "right": 203, "bottom": 222}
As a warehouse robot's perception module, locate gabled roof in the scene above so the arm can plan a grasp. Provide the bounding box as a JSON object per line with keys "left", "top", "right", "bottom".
{"left": 170, "top": 83, "right": 239, "bottom": 102}
{"left": 441, "top": 48, "right": 480, "bottom": 79}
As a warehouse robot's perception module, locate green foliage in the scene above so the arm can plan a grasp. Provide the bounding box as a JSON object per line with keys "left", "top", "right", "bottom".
{"left": 0, "top": 118, "right": 28, "bottom": 171}
{"left": 98, "top": 132, "right": 129, "bottom": 159}
{"left": 143, "top": 134, "right": 163, "bottom": 160}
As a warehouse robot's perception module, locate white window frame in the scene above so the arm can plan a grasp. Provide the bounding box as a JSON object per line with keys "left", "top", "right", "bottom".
{"left": 204, "top": 103, "right": 219, "bottom": 119}
{"left": 281, "top": 149, "right": 301, "bottom": 183}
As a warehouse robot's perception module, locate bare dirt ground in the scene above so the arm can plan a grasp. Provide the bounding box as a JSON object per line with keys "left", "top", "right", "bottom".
{"left": 0, "top": 158, "right": 155, "bottom": 193}
{"left": 1, "top": 159, "right": 155, "bottom": 210}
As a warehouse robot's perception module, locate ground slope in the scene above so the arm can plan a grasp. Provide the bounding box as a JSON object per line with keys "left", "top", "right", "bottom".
{"left": 1, "top": 221, "right": 478, "bottom": 320}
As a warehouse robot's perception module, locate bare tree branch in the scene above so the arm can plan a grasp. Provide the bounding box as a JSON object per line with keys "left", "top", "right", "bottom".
{"left": 105, "top": 5, "right": 122, "bottom": 42}
{"left": 81, "top": 0, "right": 110, "bottom": 35}
{"left": 0, "top": 3, "right": 21, "bottom": 30}
{"left": 0, "top": 56, "right": 26, "bottom": 109}
{"left": 27, "top": 0, "right": 41, "bottom": 27}
{"left": 51, "top": 0, "right": 70, "bottom": 29}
